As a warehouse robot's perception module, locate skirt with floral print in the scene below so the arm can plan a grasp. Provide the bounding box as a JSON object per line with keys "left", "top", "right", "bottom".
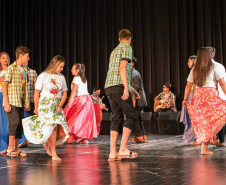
{"left": 187, "top": 87, "right": 226, "bottom": 143}
{"left": 22, "top": 97, "right": 69, "bottom": 145}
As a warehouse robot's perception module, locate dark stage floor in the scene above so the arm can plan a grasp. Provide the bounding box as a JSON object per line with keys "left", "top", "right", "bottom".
{"left": 1, "top": 135, "right": 226, "bottom": 185}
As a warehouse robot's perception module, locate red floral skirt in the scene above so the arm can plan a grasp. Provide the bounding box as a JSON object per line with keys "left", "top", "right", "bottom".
{"left": 64, "top": 95, "right": 99, "bottom": 141}
{"left": 187, "top": 87, "right": 226, "bottom": 143}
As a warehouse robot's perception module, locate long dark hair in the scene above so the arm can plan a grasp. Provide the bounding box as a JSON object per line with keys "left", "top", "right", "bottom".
{"left": 74, "top": 63, "right": 87, "bottom": 83}
{"left": 193, "top": 47, "right": 214, "bottom": 87}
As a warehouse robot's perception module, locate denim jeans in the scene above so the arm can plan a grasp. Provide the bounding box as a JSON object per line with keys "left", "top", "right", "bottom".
{"left": 105, "top": 85, "right": 136, "bottom": 132}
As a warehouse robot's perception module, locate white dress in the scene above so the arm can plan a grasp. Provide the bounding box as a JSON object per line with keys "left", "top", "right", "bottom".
{"left": 22, "top": 72, "right": 69, "bottom": 145}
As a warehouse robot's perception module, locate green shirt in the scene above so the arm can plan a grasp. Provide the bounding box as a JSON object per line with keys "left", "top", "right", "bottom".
{"left": 104, "top": 42, "right": 133, "bottom": 90}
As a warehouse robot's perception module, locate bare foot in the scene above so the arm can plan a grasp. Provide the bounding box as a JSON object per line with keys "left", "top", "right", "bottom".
{"left": 109, "top": 151, "right": 121, "bottom": 159}
{"left": 190, "top": 141, "right": 201, "bottom": 146}
{"left": 18, "top": 140, "right": 29, "bottom": 148}
{"left": 201, "top": 150, "right": 213, "bottom": 155}
{"left": 43, "top": 143, "right": 52, "bottom": 156}
{"left": 0, "top": 149, "right": 7, "bottom": 155}
{"left": 80, "top": 139, "right": 89, "bottom": 144}
{"left": 74, "top": 137, "right": 83, "bottom": 143}
{"left": 52, "top": 152, "right": 61, "bottom": 161}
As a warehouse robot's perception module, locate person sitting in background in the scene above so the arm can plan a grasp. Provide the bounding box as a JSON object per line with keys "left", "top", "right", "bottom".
{"left": 91, "top": 87, "right": 108, "bottom": 133}
{"left": 154, "top": 82, "right": 177, "bottom": 115}
{"left": 91, "top": 86, "right": 108, "bottom": 111}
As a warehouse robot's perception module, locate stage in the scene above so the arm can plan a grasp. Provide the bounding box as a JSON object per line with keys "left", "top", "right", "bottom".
{"left": 1, "top": 134, "right": 226, "bottom": 185}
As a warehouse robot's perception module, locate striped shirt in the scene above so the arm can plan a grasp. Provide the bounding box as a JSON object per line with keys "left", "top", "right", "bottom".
{"left": 104, "top": 42, "right": 133, "bottom": 90}
{"left": 4, "top": 61, "right": 30, "bottom": 108}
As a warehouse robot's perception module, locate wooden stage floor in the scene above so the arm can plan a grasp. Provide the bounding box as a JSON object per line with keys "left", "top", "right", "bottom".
{"left": 1, "top": 134, "right": 226, "bottom": 185}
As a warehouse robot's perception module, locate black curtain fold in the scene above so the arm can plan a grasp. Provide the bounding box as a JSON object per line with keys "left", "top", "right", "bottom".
{"left": 1, "top": 0, "right": 226, "bottom": 111}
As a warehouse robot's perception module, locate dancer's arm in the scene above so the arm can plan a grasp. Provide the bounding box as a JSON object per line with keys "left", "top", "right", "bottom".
{"left": 67, "top": 83, "right": 78, "bottom": 107}
{"left": 2, "top": 81, "right": 11, "bottom": 112}
{"left": 219, "top": 78, "right": 226, "bottom": 95}
{"left": 34, "top": 89, "right": 40, "bottom": 115}
{"left": 56, "top": 91, "right": 67, "bottom": 114}
{"left": 119, "top": 60, "right": 129, "bottom": 100}
{"left": 130, "top": 85, "right": 140, "bottom": 100}
{"left": 182, "top": 81, "right": 194, "bottom": 107}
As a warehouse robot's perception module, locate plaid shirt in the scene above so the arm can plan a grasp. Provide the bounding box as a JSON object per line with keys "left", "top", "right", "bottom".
{"left": 105, "top": 42, "right": 133, "bottom": 90}
{"left": 3, "top": 61, "right": 30, "bottom": 108}
{"left": 27, "top": 67, "right": 37, "bottom": 103}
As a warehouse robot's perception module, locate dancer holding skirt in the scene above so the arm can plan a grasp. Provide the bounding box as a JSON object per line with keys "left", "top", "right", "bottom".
{"left": 64, "top": 63, "right": 98, "bottom": 144}
{"left": 183, "top": 47, "right": 226, "bottom": 155}
{"left": 22, "top": 55, "right": 69, "bottom": 161}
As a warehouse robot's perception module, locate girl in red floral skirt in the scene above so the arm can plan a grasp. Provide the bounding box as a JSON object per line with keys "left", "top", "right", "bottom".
{"left": 183, "top": 47, "right": 226, "bottom": 155}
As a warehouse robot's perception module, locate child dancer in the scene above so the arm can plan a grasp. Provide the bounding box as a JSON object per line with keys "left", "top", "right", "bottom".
{"left": 64, "top": 63, "right": 98, "bottom": 144}
{"left": 22, "top": 55, "right": 69, "bottom": 161}
{"left": 180, "top": 55, "right": 200, "bottom": 145}
{"left": 0, "top": 52, "right": 10, "bottom": 154}
{"left": 3, "top": 47, "right": 30, "bottom": 157}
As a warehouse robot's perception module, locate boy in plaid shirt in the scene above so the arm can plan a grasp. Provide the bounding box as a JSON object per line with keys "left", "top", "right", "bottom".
{"left": 24, "top": 62, "right": 37, "bottom": 115}
{"left": 105, "top": 29, "right": 140, "bottom": 161}
{"left": 3, "top": 46, "right": 30, "bottom": 157}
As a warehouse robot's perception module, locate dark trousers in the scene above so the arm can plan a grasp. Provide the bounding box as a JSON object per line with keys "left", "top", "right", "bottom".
{"left": 105, "top": 86, "right": 136, "bottom": 132}
{"left": 133, "top": 106, "right": 146, "bottom": 137}
{"left": 5, "top": 105, "right": 24, "bottom": 139}
{"left": 25, "top": 102, "right": 35, "bottom": 115}
{"left": 217, "top": 126, "right": 225, "bottom": 143}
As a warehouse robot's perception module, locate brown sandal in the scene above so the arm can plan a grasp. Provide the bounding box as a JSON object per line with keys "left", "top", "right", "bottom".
{"left": 7, "top": 150, "right": 18, "bottom": 157}
{"left": 118, "top": 151, "right": 138, "bottom": 159}
{"left": 16, "top": 151, "right": 27, "bottom": 158}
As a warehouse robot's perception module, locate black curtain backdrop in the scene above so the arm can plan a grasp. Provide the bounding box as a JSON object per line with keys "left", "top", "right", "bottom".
{"left": 1, "top": 0, "right": 226, "bottom": 111}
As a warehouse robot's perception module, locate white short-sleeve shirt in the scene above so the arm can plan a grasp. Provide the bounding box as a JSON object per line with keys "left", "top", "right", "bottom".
{"left": 187, "top": 60, "right": 225, "bottom": 88}
{"left": 0, "top": 70, "right": 5, "bottom": 92}
{"left": 71, "top": 76, "right": 89, "bottom": 96}
{"left": 35, "top": 72, "right": 68, "bottom": 99}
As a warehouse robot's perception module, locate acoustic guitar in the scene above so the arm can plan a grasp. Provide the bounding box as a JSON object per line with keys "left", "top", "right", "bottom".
{"left": 154, "top": 99, "right": 175, "bottom": 112}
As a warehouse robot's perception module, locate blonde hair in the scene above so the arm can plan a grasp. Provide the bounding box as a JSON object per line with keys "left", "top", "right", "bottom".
{"left": 0, "top": 52, "right": 10, "bottom": 71}
{"left": 45, "top": 55, "right": 65, "bottom": 73}
{"left": 74, "top": 63, "right": 87, "bottom": 83}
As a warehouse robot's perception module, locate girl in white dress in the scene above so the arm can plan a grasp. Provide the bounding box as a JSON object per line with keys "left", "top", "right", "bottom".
{"left": 23, "top": 55, "right": 69, "bottom": 161}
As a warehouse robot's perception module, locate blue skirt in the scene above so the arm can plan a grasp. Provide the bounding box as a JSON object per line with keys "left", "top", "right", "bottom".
{"left": 0, "top": 92, "right": 30, "bottom": 152}
{"left": 180, "top": 106, "right": 196, "bottom": 143}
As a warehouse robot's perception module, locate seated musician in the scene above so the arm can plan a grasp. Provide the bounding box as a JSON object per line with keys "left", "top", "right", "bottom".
{"left": 154, "top": 82, "right": 177, "bottom": 115}
{"left": 91, "top": 86, "right": 108, "bottom": 111}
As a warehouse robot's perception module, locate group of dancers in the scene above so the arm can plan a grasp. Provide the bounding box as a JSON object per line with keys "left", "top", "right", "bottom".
{"left": 1, "top": 29, "right": 226, "bottom": 162}
{"left": 0, "top": 48, "right": 102, "bottom": 161}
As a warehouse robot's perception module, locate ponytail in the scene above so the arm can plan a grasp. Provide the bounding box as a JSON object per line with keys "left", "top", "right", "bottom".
{"left": 74, "top": 63, "right": 87, "bottom": 83}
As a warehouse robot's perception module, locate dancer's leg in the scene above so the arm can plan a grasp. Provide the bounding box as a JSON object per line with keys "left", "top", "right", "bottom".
{"left": 49, "top": 126, "right": 61, "bottom": 161}
{"left": 201, "top": 141, "right": 213, "bottom": 155}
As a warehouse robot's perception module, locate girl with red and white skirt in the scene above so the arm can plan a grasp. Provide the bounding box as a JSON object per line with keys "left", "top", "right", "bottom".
{"left": 64, "top": 63, "right": 99, "bottom": 144}
{"left": 183, "top": 47, "right": 226, "bottom": 155}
